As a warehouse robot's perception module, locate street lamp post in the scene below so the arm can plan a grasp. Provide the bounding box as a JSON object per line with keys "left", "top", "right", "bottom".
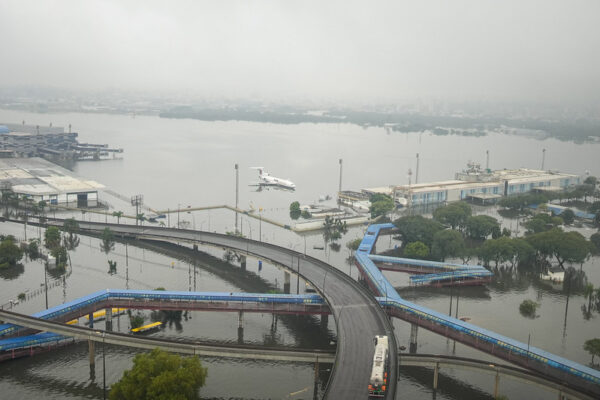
{"left": 259, "top": 212, "right": 262, "bottom": 242}
{"left": 44, "top": 261, "right": 48, "bottom": 309}
{"left": 102, "top": 332, "right": 106, "bottom": 400}
{"left": 322, "top": 270, "right": 328, "bottom": 295}
{"left": 177, "top": 203, "right": 181, "bottom": 229}
{"left": 304, "top": 235, "right": 307, "bottom": 256}
{"left": 189, "top": 210, "right": 196, "bottom": 230}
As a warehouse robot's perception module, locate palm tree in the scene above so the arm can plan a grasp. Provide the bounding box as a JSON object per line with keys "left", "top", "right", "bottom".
{"left": 136, "top": 213, "right": 145, "bottom": 226}
{"left": 112, "top": 211, "right": 123, "bottom": 224}
{"left": 584, "top": 283, "right": 595, "bottom": 312}
{"left": 38, "top": 200, "right": 47, "bottom": 220}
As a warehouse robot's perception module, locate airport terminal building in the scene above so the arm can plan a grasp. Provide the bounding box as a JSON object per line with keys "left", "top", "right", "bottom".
{"left": 0, "top": 157, "right": 103, "bottom": 206}
{"left": 364, "top": 163, "right": 581, "bottom": 206}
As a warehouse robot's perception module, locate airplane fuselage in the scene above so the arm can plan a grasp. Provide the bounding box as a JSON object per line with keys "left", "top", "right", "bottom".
{"left": 260, "top": 172, "right": 296, "bottom": 189}
{"left": 251, "top": 167, "right": 296, "bottom": 189}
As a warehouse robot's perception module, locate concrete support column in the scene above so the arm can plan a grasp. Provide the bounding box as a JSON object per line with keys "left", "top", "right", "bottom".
{"left": 320, "top": 314, "right": 328, "bottom": 329}
{"left": 240, "top": 255, "right": 246, "bottom": 271}
{"left": 409, "top": 323, "right": 418, "bottom": 353}
{"left": 105, "top": 308, "right": 113, "bottom": 331}
{"left": 88, "top": 312, "right": 94, "bottom": 329}
{"left": 313, "top": 359, "right": 320, "bottom": 400}
{"left": 433, "top": 362, "right": 439, "bottom": 390}
{"left": 88, "top": 339, "right": 95, "bottom": 366}
{"left": 284, "top": 271, "right": 291, "bottom": 294}
{"left": 237, "top": 311, "right": 244, "bottom": 344}
{"left": 493, "top": 371, "right": 500, "bottom": 398}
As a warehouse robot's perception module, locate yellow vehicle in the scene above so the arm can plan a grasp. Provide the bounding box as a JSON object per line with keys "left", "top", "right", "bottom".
{"left": 131, "top": 321, "right": 162, "bottom": 334}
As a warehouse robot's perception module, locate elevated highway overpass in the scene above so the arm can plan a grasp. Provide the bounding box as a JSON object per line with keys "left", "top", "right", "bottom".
{"left": 45, "top": 220, "right": 398, "bottom": 400}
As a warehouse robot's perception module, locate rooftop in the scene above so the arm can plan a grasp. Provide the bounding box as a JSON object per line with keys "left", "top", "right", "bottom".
{"left": 0, "top": 157, "right": 103, "bottom": 196}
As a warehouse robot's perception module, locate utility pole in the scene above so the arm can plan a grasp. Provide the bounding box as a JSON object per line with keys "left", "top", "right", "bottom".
{"left": 130, "top": 195, "right": 143, "bottom": 226}
{"left": 407, "top": 168, "right": 412, "bottom": 209}
{"left": 541, "top": 148, "right": 546, "bottom": 170}
{"left": 235, "top": 163, "right": 239, "bottom": 233}
{"left": 415, "top": 153, "right": 420, "bottom": 184}
{"left": 486, "top": 150, "right": 489, "bottom": 170}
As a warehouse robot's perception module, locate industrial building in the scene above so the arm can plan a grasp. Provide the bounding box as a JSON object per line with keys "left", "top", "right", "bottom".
{"left": 0, "top": 157, "right": 104, "bottom": 206}
{"left": 0, "top": 123, "right": 122, "bottom": 159}
{"left": 363, "top": 162, "right": 580, "bottom": 206}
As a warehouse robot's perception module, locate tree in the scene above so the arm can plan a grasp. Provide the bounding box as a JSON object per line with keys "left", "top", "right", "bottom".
{"left": 561, "top": 209, "right": 575, "bottom": 225}
{"left": 583, "top": 338, "right": 600, "bottom": 365}
{"left": 44, "top": 226, "right": 61, "bottom": 250}
{"left": 526, "top": 229, "right": 591, "bottom": 269}
{"left": 322, "top": 216, "right": 347, "bottom": 245}
{"left": 112, "top": 211, "right": 124, "bottom": 224}
{"left": 478, "top": 237, "right": 514, "bottom": 267}
{"left": 109, "top": 348, "right": 207, "bottom": 400}
{"left": 591, "top": 232, "right": 600, "bottom": 254}
{"left": 393, "top": 215, "right": 444, "bottom": 248}
{"left": 346, "top": 238, "right": 362, "bottom": 252}
{"left": 519, "top": 299, "right": 539, "bottom": 318}
{"left": 431, "top": 229, "right": 465, "bottom": 261}
{"left": 136, "top": 213, "right": 146, "bottom": 226}
{"left": 589, "top": 201, "right": 600, "bottom": 216}
{"left": 369, "top": 194, "right": 394, "bottom": 219}
{"left": 584, "top": 176, "right": 597, "bottom": 186}
{"left": 404, "top": 241, "right": 429, "bottom": 259}
{"left": 289, "top": 201, "right": 301, "bottom": 220}
{"left": 101, "top": 227, "right": 116, "bottom": 254}
{"left": 27, "top": 239, "right": 40, "bottom": 260}
{"left": 576, "top": 184, "right": 596, "bottom": 203}
{"left": 465, "top": 215, "right": 501, "bottom": 240}
{"left": 62, "top": 218, "right": 80, "bottom": 251}
{"left": 38, "top": 200, "right": 47, "bottom": 219}
{"left": 51, "top": 245, "right": 68, "bottom": 269}
{"left": 63, "top": 218, "right": 79, "bottom": 234}
{"left": 432, "top": 202, "right": 471, "bottom": 230}
{"left": 0, "top": 236, "right": 24, "bottom": 268}
{"left": 583, "top": 284, "right": 595, "bottom": 312}
{"left": 523, "top": 213, "right": 562, "bottom": 234}
{"left": 511, "top": 238, "right": 536, "bottom": 267}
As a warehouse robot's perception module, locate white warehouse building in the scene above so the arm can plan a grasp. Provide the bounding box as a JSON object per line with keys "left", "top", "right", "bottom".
{"left": 0, "top": 158, "right": 104, "bottom": 206}
{"left": 364, "top": 163, "right": 581, "bottom": 207}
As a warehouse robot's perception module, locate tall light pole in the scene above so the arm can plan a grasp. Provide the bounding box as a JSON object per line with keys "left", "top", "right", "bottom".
{"left": 259, "top": 208, "right": 262, "bottom": 242}
{"left": 415, "top": 153, "right": 420, "bottom": 184}
{"left": 44, "top": 261, "right": 48, "bottom": 309}
{"left": 338, "top": 159, "right": 343, "bottom": 198}
{"left": 235, "top": 164, "right": 239, "bottom": 233}
{"left": 541, "top": 148, "right": 546, "bottom": 170}
{"left": 130, "top": 195, "right": 143, "bottom": 226}
{"left": 102, "top": 332, "right": 106, "bottom": 400}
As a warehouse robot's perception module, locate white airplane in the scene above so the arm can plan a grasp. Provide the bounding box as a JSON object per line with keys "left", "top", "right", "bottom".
{"left": 250, "top": 167, "right": 296, "bottom": 190}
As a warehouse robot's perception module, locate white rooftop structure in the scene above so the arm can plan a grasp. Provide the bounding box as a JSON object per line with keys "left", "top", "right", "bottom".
{"left": 0, "top": 157, "right": 103, "bottom": 205}
{"left": 363, "top": 164, "right": 581, "bottom": 207}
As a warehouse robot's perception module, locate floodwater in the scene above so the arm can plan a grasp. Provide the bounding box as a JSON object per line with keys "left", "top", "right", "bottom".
{"left": 0, "top": 108, "right": 599, "bottom": 399}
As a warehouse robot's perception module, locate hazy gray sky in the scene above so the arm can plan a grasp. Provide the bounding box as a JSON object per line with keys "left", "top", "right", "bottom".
{"left": 1, "top": 0, "right": 599, "bottom": 104}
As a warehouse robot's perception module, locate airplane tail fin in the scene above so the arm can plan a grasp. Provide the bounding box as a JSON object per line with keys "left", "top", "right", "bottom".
{"left": 249, "top": 166, "right": 264, "bottom": 176}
